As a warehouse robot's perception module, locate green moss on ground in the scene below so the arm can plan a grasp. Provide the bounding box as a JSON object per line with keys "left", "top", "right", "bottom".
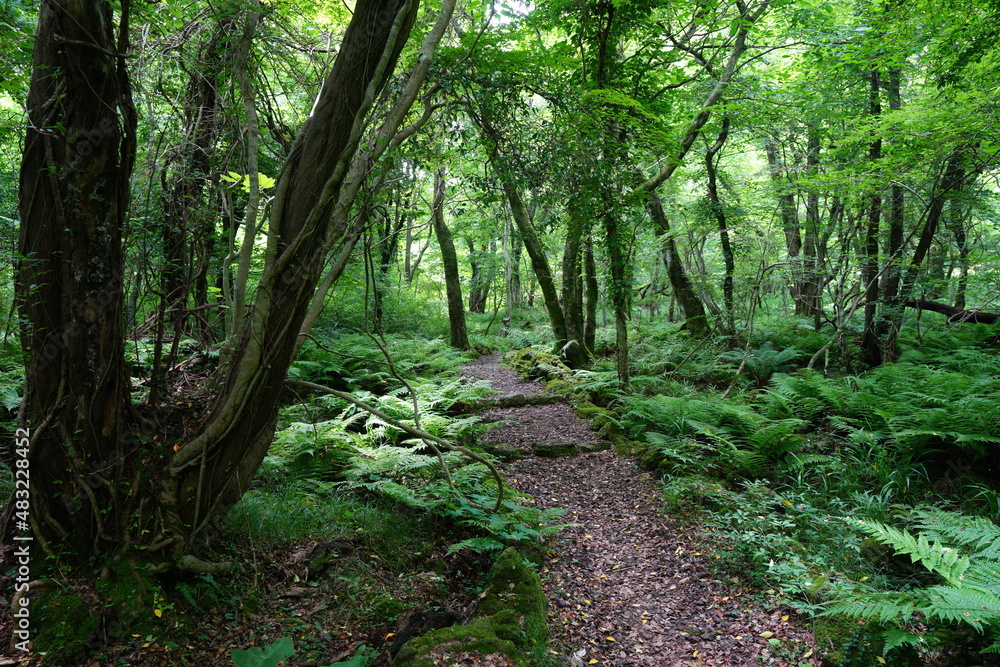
{"left": 32, "top": 592, "right": 100, "bottom": 666}
{"left": 392, "top": 547, "right": 549, "bottom": 666}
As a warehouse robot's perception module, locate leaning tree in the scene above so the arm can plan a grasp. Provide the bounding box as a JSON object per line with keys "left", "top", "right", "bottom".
{"left": 12, "top": 0, "right": 422, "bottom": 572}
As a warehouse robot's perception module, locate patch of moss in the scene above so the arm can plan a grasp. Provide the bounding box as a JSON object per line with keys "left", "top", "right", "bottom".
{"left": 94, "top": 559, "right": 157, "bottom": 636}
{"left": 479, "top": 548, "right": 546, "bottom": 624}
{"left": 391, "top": 548, "right": 549, "bottom": 666}
{"left": 589, "top": 413, "right": 615, "bottom": 432}
{"left": 543, "top": 378, "right": 574, "bottom": 394}
{"left": 32, "top": 592, "right": 99, "bottom": 666}
{"left": 391, "top": 617, "right": 526, "bottom": 666}
{"left": 532, "top": 441, "right": 579, "bottom": 458}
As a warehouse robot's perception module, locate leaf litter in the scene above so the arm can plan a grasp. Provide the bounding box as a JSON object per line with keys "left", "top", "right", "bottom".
{"left": 467, "top": 356, "right": 822, "bottom": 666}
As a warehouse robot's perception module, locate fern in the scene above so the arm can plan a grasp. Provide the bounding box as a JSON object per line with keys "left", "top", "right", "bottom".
{"left": 824, "top": 510, "right": 1000, "bottom": 654}
{"left": 720, "top": 342, "right": 801, "bottom": 386}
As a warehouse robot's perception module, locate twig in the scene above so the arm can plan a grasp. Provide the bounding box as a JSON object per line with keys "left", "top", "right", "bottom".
{"left": 284, "top": 379, "right": 505, "bottom": 512}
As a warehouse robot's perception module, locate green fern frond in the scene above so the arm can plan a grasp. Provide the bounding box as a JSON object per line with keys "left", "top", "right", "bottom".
{"left": 825, "top": 512, "right": 1000, "bottom": 653}
{"left": 852, "top": 518, "right": 970, "bottom": 585}
{"left": 917, "top": 585, "right": 1000, "bottom": 632}
{"left": 911, "top": 508, "right": 1000, "bottom": 560}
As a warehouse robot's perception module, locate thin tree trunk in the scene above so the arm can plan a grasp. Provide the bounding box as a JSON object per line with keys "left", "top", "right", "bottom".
{"left": 431, "top": 167, "right": 469, "bottom": 350}
{"left": 583, "top": 237, "right": 598, "bottom": 354}
{"left": 647, "top": 192, "right": 710, "bottom": 337}
{"left": 860, "top": 70, "right": 884, "bottom": 367}
{"left": 560, "top": 203, "right": 590, "bottom": 366}
{"left": 764, "top": 136, "right": 804, "bottom": 313}
{"left": 949, "top": 185, "right": 969, "bottom": 310}
{"left": 706, "top": 117, "right": 735, "bottom": 336}
{"left": 803, "top": 128, "right": 824, "bottom": 329}
{"left": 499, "top": 178, "right": 568, "bottom": 349}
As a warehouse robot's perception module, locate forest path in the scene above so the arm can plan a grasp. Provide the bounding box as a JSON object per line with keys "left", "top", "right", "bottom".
{"left": 461, "top": 355, "right": 821, "bottom": 667}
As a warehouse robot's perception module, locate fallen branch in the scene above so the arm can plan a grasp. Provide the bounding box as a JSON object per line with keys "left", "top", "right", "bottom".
{"left": 903, "top": 298, "right": 1000, "bottom": 324}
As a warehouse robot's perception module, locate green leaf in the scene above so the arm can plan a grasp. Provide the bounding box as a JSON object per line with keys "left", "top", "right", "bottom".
{"left": 231, "top": 637, "right": 294, "bottom": 667}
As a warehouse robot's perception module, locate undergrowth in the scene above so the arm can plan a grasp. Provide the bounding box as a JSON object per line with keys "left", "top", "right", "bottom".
{"left": 589, "top": 314, "right": 1000, "bottom": 665}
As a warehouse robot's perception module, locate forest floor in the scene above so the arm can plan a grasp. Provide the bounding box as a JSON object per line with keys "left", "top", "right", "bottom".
{"left": 0, "top": 356, "right": 827, "bottom": 667}
{"left": 462, "top": 354, "right": 824, "bottom": 667}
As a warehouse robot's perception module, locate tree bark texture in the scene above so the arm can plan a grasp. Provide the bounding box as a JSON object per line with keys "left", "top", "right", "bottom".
{"left": 15, "top": 0, "right": 137, "bottom": 553}
{"left": 166, "top": 0, "right": 421, "bottom": 563}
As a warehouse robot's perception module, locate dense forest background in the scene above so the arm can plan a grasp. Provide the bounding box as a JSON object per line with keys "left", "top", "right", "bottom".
{"left": 1, "top": 0, "right": 1000, "bottom": 664}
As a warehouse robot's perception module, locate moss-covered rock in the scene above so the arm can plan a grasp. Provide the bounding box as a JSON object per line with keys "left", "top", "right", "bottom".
{"left": 504, "top": 347, "right": 571, "bottom": 382}
{"left": 391, "top": 617, "right": 526, "bottom": 666}
{"left": 479, "top": 548, "right": 546, "bottom": 622}
{"left": 32, "top": 591, "right": 100, "bottom": 666}
{"left": 532, "top": 441, "right": 580, "bottom": 458}
{"left": 543, "top": 378, "right": 575, "bottom": 394}
{"left": 391, "top": 548, "right": 548, "bottom": 666}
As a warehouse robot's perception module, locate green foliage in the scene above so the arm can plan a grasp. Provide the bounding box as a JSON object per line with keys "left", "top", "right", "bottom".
{"left": 231, "top": 637, "right": 295, "bottom": 667}
{"left": 720, "top": 342, "right": 802, "bottom": 387}
{"left": 230, "top": 638, "right": 376, "bottom": 667}
{"left": 824, "top": 510, "right": 1000, "bottom": 656}
{"left": 619, "top": 393, "right": 805, "bottom": 477}
{"left": 764, "top": 355, "right": 1000, "bottom": 466}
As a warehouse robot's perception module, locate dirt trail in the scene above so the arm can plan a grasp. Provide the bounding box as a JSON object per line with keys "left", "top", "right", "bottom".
{"left": 462, "top": 355, "right": 821, "bottom": 667}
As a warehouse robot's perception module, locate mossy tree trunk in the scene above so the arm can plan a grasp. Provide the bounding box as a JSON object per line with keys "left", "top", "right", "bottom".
{"left": 560, "top": 202, "right": 592, "bottom": 366}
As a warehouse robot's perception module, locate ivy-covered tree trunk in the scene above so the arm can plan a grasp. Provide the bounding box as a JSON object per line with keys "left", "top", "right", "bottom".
{"left": 14, "top": 0, "right": 420, "bottom": 567}
{"left": 14, "top": 0, "right": 137, "bottom": 555}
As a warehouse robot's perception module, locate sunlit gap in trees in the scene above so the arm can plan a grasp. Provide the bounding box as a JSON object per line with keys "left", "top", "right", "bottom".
{"left": 491, "top": 0, "right": 533, "bottom": 26}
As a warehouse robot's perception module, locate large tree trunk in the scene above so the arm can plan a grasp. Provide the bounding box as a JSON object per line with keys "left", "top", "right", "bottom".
{"left": 14, "top": 0, "right": 137, "bottom": 554}
{"left": 431, "top": 167, "right": 470, "bottom": 350}
{"left": 14, "top": 0, "right": 421, "bottom": 567}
